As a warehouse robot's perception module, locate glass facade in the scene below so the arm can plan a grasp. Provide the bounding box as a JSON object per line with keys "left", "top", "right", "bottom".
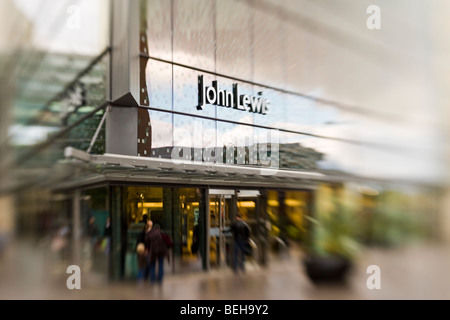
{"left": 137, "top": 0, "right": 445, "bottom": 185}
{"left": 0, "top": 0, "right": 447, "bottom": 290}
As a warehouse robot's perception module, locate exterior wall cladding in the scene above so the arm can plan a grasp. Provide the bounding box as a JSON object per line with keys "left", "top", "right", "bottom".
{"left": 135, "top": 0, "right": 335, "bottom": 175}
{"left": 104, "top": 0, "right": 444, "bottom": 187}
{"left": 1, "top": 0, "right": 449, "bottom": 292}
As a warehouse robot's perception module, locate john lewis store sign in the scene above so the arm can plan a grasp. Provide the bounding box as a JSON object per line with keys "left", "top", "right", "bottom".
{"left": 198, "top": 75, "right": 270, "bottom": 115}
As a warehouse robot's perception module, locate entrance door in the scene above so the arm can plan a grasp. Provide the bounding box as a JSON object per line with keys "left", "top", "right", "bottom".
{"left": 208, "top": 189, "right": 234, "bottom": 269}
{"left": 236, "top": 190, "right": 264, "bottom": 266}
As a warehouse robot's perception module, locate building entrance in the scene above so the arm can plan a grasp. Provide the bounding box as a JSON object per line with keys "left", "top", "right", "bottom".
{"left": 208, "top": 190, "right": 234, "bottom": 269}
{"left": 207, "top": 189, "right": 265, "bottom": 270}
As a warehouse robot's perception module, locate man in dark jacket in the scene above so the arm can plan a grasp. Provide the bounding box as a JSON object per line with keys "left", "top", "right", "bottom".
{"left": 230, "top": 213, "right": 250, "bottom": 273}
{"left": 145, "top": 222, "right": 168, "bottom": 284}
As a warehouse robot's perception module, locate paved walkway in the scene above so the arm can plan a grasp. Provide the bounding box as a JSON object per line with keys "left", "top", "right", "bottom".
{"left": 1, "top": 239, "right": 450, "bottom": 300}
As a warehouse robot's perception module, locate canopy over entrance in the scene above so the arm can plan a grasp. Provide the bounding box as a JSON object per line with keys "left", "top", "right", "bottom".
{"left": 51, "top": 146, "right": 338, "bottom": 192}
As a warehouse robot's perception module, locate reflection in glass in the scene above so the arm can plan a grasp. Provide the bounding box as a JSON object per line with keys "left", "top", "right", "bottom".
{"left": 171, "top": 114, "right": 218, "bottom": 163}
{"left": 173, "top": 114, "right": 194, "bottom": 161}
{"left": 283, "top": 95, "right": 316, "bottom": 134}
{"left": 81, "top": 187, "right": 110, "bottom": 275}
{"left": 267, "top": 190, "right": 280, "bottom": 240}
{"left": 278, "top": 132, "right": 323, "bottom": 170}
{"left": 253, "top": 127, "right": 280, "bottom": 169}
{"left": 215, "top": 77, "right": 254, "bottom": 124}
{"left": 146, "top": 59, "right": 173, "bottom": 110}
{"left": 178, "top": 188, "right": 202, "bottom": 271}
{"left": 209, "top": 194, "right": 232, "bottom": 268}
{"left": 217, "top": 122, "right": 254, "bottom": 166}
{"left": 123, "top": 186, "right": 164, "bottom": 278}
{"left": 173, "top": 66, "right": 216, "bottom": 117}
{"left": 150, "top": 110, "right": 173, "bottom": 155}
{"left": 197, "top": 118, "right": 217, "bottom": 163}
{"left": 284, "top": 190, "right": 309, "bottom": 242}
{"left": 253, "top": 86, "right": 286, "bottom": 128}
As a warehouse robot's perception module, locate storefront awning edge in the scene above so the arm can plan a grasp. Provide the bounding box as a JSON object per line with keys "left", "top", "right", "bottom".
{"left": 52, "top": 147, "right": 345, "bottom": 192}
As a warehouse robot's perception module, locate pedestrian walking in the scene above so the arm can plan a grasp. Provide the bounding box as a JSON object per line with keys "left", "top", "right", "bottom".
{"left": 145, "top": 222, "right": 169, "bottom": 284}
{"left": 230, "top": 213, "right": 251, "bottom": 273}
{"left": 137, "top": 220, "right": 152, "bottom": 282}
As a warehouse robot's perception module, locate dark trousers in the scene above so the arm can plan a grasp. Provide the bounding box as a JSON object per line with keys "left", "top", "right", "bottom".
{"left": 149, "top": 256, "right": 164, "bottom": 283}
{"left": 233, "top": 240, "right": 246, "bottom": 272}
{"left": 137, "top": 266, "right": 149, "bottom": 281}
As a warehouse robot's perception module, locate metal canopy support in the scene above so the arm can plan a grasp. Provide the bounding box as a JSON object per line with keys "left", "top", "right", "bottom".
{"left": 87, "top": 109, "right": 108, "bottom": 153}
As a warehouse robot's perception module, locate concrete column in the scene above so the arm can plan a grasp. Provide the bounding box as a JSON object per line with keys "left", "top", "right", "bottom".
{"left": 106, "top": 0, "right": 140, "bottom": 156}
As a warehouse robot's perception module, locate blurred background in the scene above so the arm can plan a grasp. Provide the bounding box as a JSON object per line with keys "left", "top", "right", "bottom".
{"left": 1, "top": 0, "right": 450, "bottom": 299}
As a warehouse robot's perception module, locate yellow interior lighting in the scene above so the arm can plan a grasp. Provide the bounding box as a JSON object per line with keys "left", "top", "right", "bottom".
{"left": 137, "top": 202, "right": 163, "bottom": 208}
{"left": 268, "top": 200, "right": 279, "bottom": 207}
{"left": 285, "top": 199, "right": 303, "bottom": 207}
{"left": 238, "top": 201, "right": 256, "bottom": 208}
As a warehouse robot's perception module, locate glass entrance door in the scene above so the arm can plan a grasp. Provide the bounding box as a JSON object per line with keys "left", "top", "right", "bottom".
{"left": 209, "top": 190, "right": 234, "bottom": 269}
{"left": 236, "top": 190, "right": 265, "bottom": 266}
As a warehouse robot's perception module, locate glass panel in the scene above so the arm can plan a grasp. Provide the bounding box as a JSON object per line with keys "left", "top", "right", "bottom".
{"left": 123, "top": 186, "right": 165, "bottom": 279}
{"left": 173, "top": 66, "right": 216, "bottom": 117}
{"left": 149, "top": 110, "right": 173, "bottom": 157}
{"left": 81, "top": 187, "right": 110, "bottom": 276}
{"left": 252, "top": 86, "right": 286, "bottom": 128}
{"left": 216, "top": 0, "right": 252, "bottom": 80}
{"left": 310, "top": 103, "right": 343, "bottom": 136}
{"left": 284, "top": 190, "right": 310, "bottom": 243}
{"left": 253, "top": 5, "right": 285, "bottom": 88}
{"left": 146, "top": 59, "right": 173, "bottom": 110}
{"left": 173, "top": 114, "right": 194, "bottom": 161}
{"left": 209, "top": 194, "right": 232, "bottom": 268}
{"left": 285, "top": 22, "right": 319, "bottom": 94}
{"left": 253, "top": 127, "right": 279, "bottom": 170}
{"left": 10, "top": 53, "right": 108, "bottom": 156}
{"left": 266, "top": 190, "right": 280, "bottom": 244}
{"left": 197, "top": 118, "right": 217, "bottom": 163}
{"left": 144, "top": 0, "right": 172, "bottom": 60}
{"left": 215, "top": 77, "right": 254, "bottom": 124}
{"left": 236, "top": 194, "right": 257, "bottom": 244}
{"left": 284, "top": 95, "right": 318, "bottom": 135}
{"left": 237, "top": 198, "right": 256, "bottom": 222}
{"left": 279, "top": 132, "right": 323, "bottom": 170}
{"left": 172, "top": 114, "right": 217, "bottom": 163}
{"left": 7, "top": 0, "right": 110, "bottom": 128}
{"left": 217, "top": 121, "right": 254, "bottom": 166}
{"left": 68, "top": 108, "right": 107, "bottom": 155}
{"left": 178, "top": 188, "right": 202, "bottom": 271}
{"left": 173, "top": 0, "right": 215, "bottom": 71}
